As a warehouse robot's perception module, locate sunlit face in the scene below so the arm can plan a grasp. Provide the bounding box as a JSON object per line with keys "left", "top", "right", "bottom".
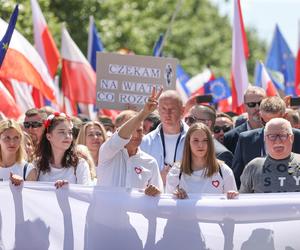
{"left": 0, "top": 128, "right": 21, "bottom": 156}
{"left": 189, "top": 129, "right": 208, "bottom": 160}
{"left": 127, "top": 123, "right": 143, "bottom": 149}
{"left": 244, "top": 93, "right": 265, "bottom": 123}
{"left": 46, "top": 121, "right": 73, "bottom": 152}
{"left": 85, "top": 125, "right": 105, "bottom": 153}
{"left": 265, "top": 123, "right": 293, "bottom": 160}
{"left": 24, "top": 114, "right": 45, "bottom": 146}
{"left": 158, "top": 97, "right": 183, "bottom": 127}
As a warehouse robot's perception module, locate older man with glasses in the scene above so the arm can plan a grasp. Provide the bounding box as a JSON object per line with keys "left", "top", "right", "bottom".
{"left": 224, "top": 86, "right": 266, "bottom": 154}
{"left": 23, "top": 108, "right": 47, "bottom": 147}
{"left": 232, "top": 96, "right": 300, "bottom": 188}
{"left": 240, "top": 118, "right": 300, "bottom": 193}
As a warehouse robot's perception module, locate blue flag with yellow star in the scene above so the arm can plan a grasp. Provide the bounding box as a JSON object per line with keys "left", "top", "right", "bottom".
{"left": 265, "top": 25, "right": 295, "bottom": 96}
{"left": 0, "top": 4, "right": 19, "bottom": 68}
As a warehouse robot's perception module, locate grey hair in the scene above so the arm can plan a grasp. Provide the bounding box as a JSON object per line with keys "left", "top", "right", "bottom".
{"left": 265, "top": 118, "right": 293, "bottom": 135}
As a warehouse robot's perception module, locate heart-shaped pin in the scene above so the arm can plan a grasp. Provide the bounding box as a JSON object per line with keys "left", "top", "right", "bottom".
{"left": 212, "top": 180, "right": 220, "bottom": 188}
{"left": 134, "top": 167, "right": 142, "bottom": 174}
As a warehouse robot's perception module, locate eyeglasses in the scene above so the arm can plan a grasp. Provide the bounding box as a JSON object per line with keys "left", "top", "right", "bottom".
{"left": 23, "top": 121, "right": 43, "bottom": 129}
{"left": 266, "top": 134, "right": 290, "bottom": 142}
{"left": 213, "top": 125, "right": 232, "bottom": 134}
{"left": 185, "top": 116, "right": 211, "bottom": 125}
{"left": 246, "top": 101, "right": 261, "bottom": 108}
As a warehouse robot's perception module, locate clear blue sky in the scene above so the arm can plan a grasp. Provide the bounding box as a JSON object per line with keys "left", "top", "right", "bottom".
{"left": 211, "top": 0, "right": 300, "bottom": 55}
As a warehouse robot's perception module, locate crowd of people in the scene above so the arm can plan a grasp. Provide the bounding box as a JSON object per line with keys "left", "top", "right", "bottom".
{"left": 1, "top": 86, "right": 300, "bottom": 198}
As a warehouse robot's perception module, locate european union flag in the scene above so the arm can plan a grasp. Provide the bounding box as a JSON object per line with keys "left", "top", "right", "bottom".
{"left": 204, "top": 77, "right": 231, "bottom": 103}
{"left": 0, "top": 5, "right": 18, "bottom": 68}
{"left": 265, "top": 25, "right": 295, "bottom": 95}
{"left": 152, "top": 33, "right": 164, "bottom": 57}
{"left": 87, "top": 16, "right": 104, "bottom": 71}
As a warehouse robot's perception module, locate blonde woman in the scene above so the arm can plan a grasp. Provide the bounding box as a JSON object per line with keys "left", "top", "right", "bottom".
{"left": 166, "top": 123, "right": 238, "bottom": 199}
{"left": 0, "top": 119, "right": 34, "bottom": 183}
{"left": 76, "top": 121, "right": 107, "bottom": 166}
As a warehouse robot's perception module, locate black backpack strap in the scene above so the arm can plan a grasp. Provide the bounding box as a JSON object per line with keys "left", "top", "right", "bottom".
{"left": 23, "top": 162, "right": 28, "bottom": 180}
{"left": 219, "top": 165, "right": 223, "bottom": 179}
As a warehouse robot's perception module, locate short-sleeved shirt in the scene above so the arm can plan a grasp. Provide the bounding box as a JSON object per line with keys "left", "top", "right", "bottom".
{"left": 38, "top": 159, "right": 91, "bottom": 185}
{"left": 0, "top": 161, "right": 33, "bottom": 181}
{"left": 240, "top": 153, "right": 300, "bottom": 193}
{"left": 166, "top": 162, "right": 237, "bottom": 194}
{"left": 97, "top": 132, "right": 164, "bottom": 191}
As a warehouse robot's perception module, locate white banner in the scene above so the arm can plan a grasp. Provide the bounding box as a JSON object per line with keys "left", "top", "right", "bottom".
{"left": 0, "top": 182, "right": 300, "bottom": 250}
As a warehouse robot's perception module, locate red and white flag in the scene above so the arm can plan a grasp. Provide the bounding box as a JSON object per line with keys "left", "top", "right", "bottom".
{"left": 30, "top": 0, "right": 60, "bottom": 78}
{"left": 231, "top": 0, "right": 249, "bottom": 114}
{"left": 295, "top": 20, "right": 300, "bottom": 96}
{"left": 61, "top": 26, "right": 96, "bottom": 116}
{"left": 0, "top": 18, "right": 57, "bottom": 105}
{"left": 0, "top": 80, "right": 22, "bottom": 119}
{"left": 260, "top": 61, "right": 278, "bottom": 96}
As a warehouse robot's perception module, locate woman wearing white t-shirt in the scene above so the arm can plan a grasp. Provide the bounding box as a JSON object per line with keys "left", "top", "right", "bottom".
{"left": 33, "top": 112, "right": 91, "bottom": 187}
{"left": 166, "top": 123, "right": 238, "bottom": 199}
{"left": 0, "top": 119, "right": 34, "bottom": 182}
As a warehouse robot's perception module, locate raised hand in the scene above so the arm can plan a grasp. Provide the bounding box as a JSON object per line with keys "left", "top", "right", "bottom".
{"left": 142, "top": 86, "right": 163, "bottom": 115}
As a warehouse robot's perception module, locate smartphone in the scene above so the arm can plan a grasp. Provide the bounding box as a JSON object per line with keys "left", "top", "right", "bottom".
{"left": 290, "top": 97, "right": 300, "bottom": 107}
{"left": 195, "top": 94, "right": 213, "bottom": 104}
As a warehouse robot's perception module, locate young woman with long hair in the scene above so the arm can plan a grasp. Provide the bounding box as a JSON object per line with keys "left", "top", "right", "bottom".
{"left": 166, "top": 123, "right": 238, "bottom": 199}
{"left": 33, "top": 112, "right": 91, "bottom": 187}
{"left": 0, "top": 119, "right": 34, "bottom": 183}
{"left": 76, "top": 121, "right": 107, "bottom": 166}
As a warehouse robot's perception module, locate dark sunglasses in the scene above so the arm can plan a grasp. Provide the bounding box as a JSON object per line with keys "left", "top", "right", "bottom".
{"left": 213, "top": 125, "right": 232, "bottom": 133}
{"left": 246, "top": 101, "right": 261, "bottom": 108}
{"left": 184, "top": 116, "right": 210, "bottom": 125}
{"left": 23, "top": 121, "right": 43, "bottom": 129}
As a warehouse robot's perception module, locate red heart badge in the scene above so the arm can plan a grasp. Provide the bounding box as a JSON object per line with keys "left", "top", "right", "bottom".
{"left": 134, "top": 167, "right": 142, "bottom": 174}
{"left": 212, "top": 180, "right": 220, "bottom": 188}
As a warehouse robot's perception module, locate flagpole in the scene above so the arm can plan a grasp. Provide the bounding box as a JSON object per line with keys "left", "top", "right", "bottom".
{"left": 156, "top": 0, "right": 184, "bottom": 56}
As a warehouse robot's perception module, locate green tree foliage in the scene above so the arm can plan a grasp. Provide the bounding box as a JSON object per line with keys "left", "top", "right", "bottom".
{"left": 1, "top": 0, "right": 266, "bottom": 83}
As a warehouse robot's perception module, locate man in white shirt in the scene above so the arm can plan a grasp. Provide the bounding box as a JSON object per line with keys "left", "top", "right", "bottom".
{"left": 97, "top": 88, "right": 164, "bottom": 195}
{"left": 141, "top": 90, "right": 189, "bottom": 185}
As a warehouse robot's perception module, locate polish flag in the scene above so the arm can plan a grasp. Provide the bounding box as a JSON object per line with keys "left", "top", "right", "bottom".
{"left": 185, "top": 68, "right": 213, "bottom": 97}
{"left": 0, "top": 18, "right": 57, "bottom": 103}
{"left": 30, "top": 0, "right": 60, "bottom": 78}
{"left": 61, "top": 26, "right": 96, "bottom": 115}
{"left": 231, "top": 0, "right": 249, "bottom": 114}
{"left": 296, "top": 21, "right": 300, "bottom": 96}
{"left": 0, "top": 80, "right": 22, "bottom": 119}
{"left": 260, "top": 61, "right": 278, "bottom": 96}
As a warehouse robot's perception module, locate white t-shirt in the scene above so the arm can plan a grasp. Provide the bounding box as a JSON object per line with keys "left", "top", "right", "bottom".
{"left": 38, "top": 159, "right": 91, "bottom": 185}
{"left": 0, "top": 161, "right": 33, "bottom": 181}
{"left": 97, "top": 132, "right": 164, "bottom": 191}
{"left": 164, "top": 133, "right": 181, "bottom": 166}
{"left": 166, "top": 162, "right": 237, "bottom": 194}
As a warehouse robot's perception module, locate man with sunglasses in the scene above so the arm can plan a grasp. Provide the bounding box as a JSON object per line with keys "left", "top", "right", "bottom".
{"left": 23, "top": 108, "right": 47, "bottom": 147}
{"left": 240, "top": 118, "right": 300, "bottom": 193}
{"left": 214, "top": 113, "right": 233, "bottom": 144}
{"left": 224, "top": 86, "right": 266, "bottom": 154}
{"left": 184, "top": 104, "right": 233, "bottom": 168}
{"left": 232, "top": 96, "right": 300, "bottom": 188}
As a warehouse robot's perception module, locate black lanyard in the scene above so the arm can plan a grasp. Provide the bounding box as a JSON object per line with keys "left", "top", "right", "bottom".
{"left": 160, "top": 125, "right": 183, "bottom": 165}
